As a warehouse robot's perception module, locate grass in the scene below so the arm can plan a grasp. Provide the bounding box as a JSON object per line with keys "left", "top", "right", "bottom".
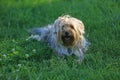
{"left": 0, "top": 0, "right": 120, "bottom": 80}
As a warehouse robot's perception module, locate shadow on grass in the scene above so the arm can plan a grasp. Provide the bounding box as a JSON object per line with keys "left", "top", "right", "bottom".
{"left": 20, "top": 40, "right": 55, "bottom": 62}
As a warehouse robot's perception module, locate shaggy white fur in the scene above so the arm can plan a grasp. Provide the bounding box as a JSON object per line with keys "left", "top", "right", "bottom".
{"left": 27, "top": 15, "right": 90, "bottom": 62}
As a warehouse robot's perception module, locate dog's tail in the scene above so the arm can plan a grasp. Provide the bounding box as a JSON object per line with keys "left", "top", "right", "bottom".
{"left": 28, "top": 28, "right": 43, "bottom": 35}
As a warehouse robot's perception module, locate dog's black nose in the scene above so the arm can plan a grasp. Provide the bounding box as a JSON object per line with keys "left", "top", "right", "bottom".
{"left": 65, "top": 31, "right": 69, "bottom": 36}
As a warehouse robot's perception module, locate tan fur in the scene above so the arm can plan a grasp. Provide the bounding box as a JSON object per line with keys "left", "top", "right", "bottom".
{"left": 28, "top": 15, "right": 90, "bottom": 62}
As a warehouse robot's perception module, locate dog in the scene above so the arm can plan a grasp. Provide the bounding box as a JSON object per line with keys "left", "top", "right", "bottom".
{"left": 27, "top": 15, "right": 90, "bottom": 62}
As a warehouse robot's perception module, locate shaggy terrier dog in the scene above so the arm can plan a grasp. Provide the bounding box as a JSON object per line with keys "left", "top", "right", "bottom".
{"left": 27, "top": 15, "right": 90, "bottom": 62}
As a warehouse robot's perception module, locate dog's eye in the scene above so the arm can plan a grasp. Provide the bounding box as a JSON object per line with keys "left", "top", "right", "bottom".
{"left": 69, "top": 25, "right": 74, "bottom": 29}
{"left": 62, "top": 24, "right": 74, "bottom": 30}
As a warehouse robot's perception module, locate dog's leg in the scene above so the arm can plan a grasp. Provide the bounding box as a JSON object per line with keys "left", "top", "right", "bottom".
{"left": 27, "top": 27, "right": 49, "bottom": 41}
{"left": 81, "top": 38, "right": 90, "bottom": 53}
{"left": 74, "top": 48, "right": 84, "bottom": 63}
{"left": 26, "top": 34, "right": 42, "bottom": 41}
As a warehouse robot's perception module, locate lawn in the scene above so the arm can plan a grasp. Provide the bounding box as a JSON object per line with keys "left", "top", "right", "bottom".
{"left": 0, "top": 0, "right": 120, "bottom": 80}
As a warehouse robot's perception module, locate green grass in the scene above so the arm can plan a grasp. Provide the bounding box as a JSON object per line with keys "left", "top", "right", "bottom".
{"left": 0, "top": 0, "right": 120, "bottom": 80}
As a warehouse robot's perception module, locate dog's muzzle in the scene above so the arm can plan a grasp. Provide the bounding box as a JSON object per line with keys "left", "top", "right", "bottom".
{"left": 61, "top": 31, "right": 74, "bottom": 46}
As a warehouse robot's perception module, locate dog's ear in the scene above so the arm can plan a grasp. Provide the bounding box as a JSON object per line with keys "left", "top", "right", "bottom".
{"left": 77, "top": 20, "right": 85, "bottom": 35}
{"left": 71, "top": 17, "right": 85, "bottom": 35}
{"left": 71, "top": 18, "right": 84, "bottom": 35}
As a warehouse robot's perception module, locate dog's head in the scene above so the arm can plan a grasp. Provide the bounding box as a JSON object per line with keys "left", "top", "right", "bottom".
{"left": 54, "top": 15, "right": 85, "bottom": 47}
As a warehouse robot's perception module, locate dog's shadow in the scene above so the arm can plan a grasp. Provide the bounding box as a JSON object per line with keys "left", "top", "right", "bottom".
{"left": 28, "top": 48, "right": 54, "bottom": 62}
{"left": 21, "top": 40, "right": 55, "bottom": 62}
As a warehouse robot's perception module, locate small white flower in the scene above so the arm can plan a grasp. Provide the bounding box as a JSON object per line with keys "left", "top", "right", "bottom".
{"left": 12, "top": 48, "right": 15, "bottom": 52}
{"left": 26, "top": 38, "right": 29, "bottom": 41}
{"left": 12, "top": 39, "right": 15, "bottom": 42}
{"left": 16, "top": 69, "right": 20, "bottom": 72}
{"left": 32, "top": 49, "right": 36, "bottom": 53}
{"left": 3, "top": 54, "right": 7, "bottom": 58}
{"left": 18, "top": 64, "right": 21, "bottom": 67}
{"left": 12, "top": 39, "right": 18, "bottom": 43}
{"left": 25, "top": 54, "right": 29, "bottom": 58}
